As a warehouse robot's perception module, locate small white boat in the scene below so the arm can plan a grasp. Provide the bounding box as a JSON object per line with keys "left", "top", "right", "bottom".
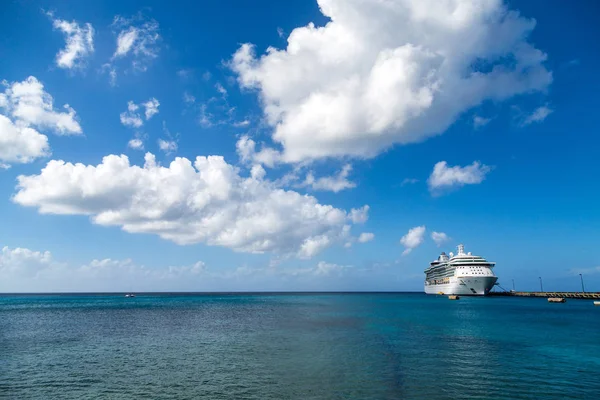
{"left": 125, "top": 293, "right": 136, "bottom": 298}
{"left": 594, "top": 301, "right": 600, "bottom": 306}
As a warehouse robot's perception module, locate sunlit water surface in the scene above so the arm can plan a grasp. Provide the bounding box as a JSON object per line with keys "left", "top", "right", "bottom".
{"left": 1, "top": 293, "right": 599, "bottom": 399}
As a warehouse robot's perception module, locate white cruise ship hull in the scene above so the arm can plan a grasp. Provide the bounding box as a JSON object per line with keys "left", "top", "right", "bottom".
{"left": 424, "top": 276, "right": 497, "bottom": 296}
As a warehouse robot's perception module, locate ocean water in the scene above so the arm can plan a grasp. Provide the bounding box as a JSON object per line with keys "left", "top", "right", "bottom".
{"left": 1, "top": 293, "right": 599, "bottom": 399}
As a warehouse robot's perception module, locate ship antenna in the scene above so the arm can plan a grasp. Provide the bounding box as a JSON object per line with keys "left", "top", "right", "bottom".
{"left": 457, "top": 244, "right": 465, "bottom": 255}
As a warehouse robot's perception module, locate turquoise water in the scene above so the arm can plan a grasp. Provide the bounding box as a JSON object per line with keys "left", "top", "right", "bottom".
{"left": 1, "top": 293, "right": 599, "bottom": 399}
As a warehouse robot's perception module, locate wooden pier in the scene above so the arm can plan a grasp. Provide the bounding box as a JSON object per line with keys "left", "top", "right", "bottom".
{"left": 490, "top": 291, "right": 600, "bottom": 300}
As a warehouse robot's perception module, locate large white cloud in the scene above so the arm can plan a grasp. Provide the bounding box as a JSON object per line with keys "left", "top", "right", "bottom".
{"left": 50, "top": 15, "right": 94, "bottom": 69}
{"left": 231, "top": 0, "right": 552, "bottom": 163}
{"left": 13, "top": 153, "right": 368, "bottom": 257}
{"left": 0, "top": 76, "right": 82, "bottom": 135}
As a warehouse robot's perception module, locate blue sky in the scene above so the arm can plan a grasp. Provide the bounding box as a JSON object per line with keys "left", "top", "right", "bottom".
{"left": 1, "top": 0, "right": 599, "bottom": 292}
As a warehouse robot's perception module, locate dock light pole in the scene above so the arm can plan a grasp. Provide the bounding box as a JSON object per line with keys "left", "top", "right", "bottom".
{"left": 539, "top": 277, "right": 543, "bottom": 292}
{"left": 579, "top": 274, "right": 585, "bottom": 293}
{"left": 512, "top": 279, "right": 515, "bottom": 291}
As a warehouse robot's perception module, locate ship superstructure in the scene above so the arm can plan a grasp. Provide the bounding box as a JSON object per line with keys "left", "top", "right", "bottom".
{"left": 424, "top": 244, "right": 497, "bottom": 295}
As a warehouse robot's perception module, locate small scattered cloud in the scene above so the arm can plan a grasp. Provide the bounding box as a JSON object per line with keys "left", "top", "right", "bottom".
{"left": 157, "top": 122, "right": 179, "bottom": 155}
{"left": 183, "top": 92, "right": 196, "bottom": 104}
{"left": 215, "top": 83, "right": 227, "bottom": 98}
{"left": 300, "top": 164, "right": 356, "bottom": 193}
{"left": 473, "top": 115, "right": 491, "bottom": 129}
{"left": 158, "top": 139, "right": 177, "bottom": 154}
{"left": 177, "top": 69, "right": 194, "bottom": 81}
{"left": 127, "top": 138, "right": 144, "bottom": 150}
{"left": 400, "top": 225, "right": 426, "bottom": 255}
{"left": 233, "top": 119, "right": 250, "bottom": 128}
{"left": 563, "top": 59, "right": 580, "bottom": 68}
{"left": 47, "top": 13, "right": 94, "bottom": 70}
{"left": 521, "top": 105, "right": 553, "bottom": 126}
{"left": 202, "top": 71, "right": 212, "bottom": 81}
{"left": 100, "top": 63, "right": 117, "bottom": 86}
{"left": 277, "top": 27, "right": 284, "bottom": 38}
{"left": 349, "top": 205, "right": 369, "bottom": 224}
{"left": 401, "top": 178, "right": 419, "bottom": 186}
{"left": 431, "top": 231, "right": 450, "bottom": 247}
{"left": 358, "top": 232, "right": 375, "bottom": 243}
{"left": 569, "top": 266, "right": 600, "bottom": 276}
{"left": 236, "top": 135, "right": 282, "bottom": 168}
{"left": 428, "top": 161, "right": 491, "bottom": 195}
{"left": 104, "top": 13, "right": 160, "bottom": 84}
{"left": 120, "top": 101, "right": 143, "bottom": 128}
{"left": 119, "top": 98, "right": 159, "bottom": 128}
{"left": 142, "top": 98, "right": 160, "bottom": 119}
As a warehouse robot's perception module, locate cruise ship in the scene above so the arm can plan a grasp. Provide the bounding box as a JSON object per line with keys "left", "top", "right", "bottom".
{"left": 424, "top": 244, "right": 497, "bottom": 295}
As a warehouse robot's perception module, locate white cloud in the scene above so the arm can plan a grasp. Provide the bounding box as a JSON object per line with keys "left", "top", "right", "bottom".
{"left": 120, "top": 98, "right": 159, "bottom": 128}
{"left": 349, "top": 205, "right": 369, "bottom": 224}
{"left": 400, "top": 225, "right": 426, "bottom": 255}
{"left": 231, "top": 0, "right": 551, "bottom": 163}
{"left": 183, "top": 92, "right": 196, "bottom": 104}
{"left": 0, "top": 76, "right": 82, "bottom": 166}
{"left": 127, "top": 138, "right": 144, "bottom": 150}
{"left": 314, "top": 261, "right": 347, "bottom": 276}
{"left": 0, "top": 245, "right": 54, "bottom": 279}
{"left": 233, "top": 119, "right": 251, "bottom": 128}
{"left": 428, "top": 161, "right": 491, "bottom": 194}
{"left": 112, "top": 15, "right": 160, "bottom": 62}
{"left": 431, "top": 231, "right": 450, "bottom": 247}
{"left": 215, "top": 83, "right": 227, "bottom": 98}
{"left": 105, "top": 14, "right": 160, "bottom": 84}
{"left": 49, "top": 15, "right": 94, "bottom": 69}
{"left": 13, "top": 153, "right": 368, "bottom": 258}
{"left": 236, "top": 135, "right": 282, "bottom": 167}
{"left": 120, "top": 101, "right": 143, "bottom": 128}
{"left": 0, "top": 115, "right": 50, "bottom": 165}
{"left": 142, "top": 98, "right": 160, "bottom": 119}
{"left": 522, "top": 105, "right": 553, "bottom": 126}
{"left": 301, "top": 164, "right": 356, "bottom": 193}
{"left": 101, "top": 63, "right": 117, "bottom": 87}
{"left": 0, "top": 245, "right": 210, "bottom": 292}
{"left": 298, "top": 235, "right": 332, "bottom": 259}
{"left": 473, "top": 115, "right": 491, "bottom": 129}
{"left": 0, "top": 244, "right": 367, "bottom": 292}
{"left": 401, "top": 178, "right": 419, "bottom": 186}
{"left": 570, "top": 266, "right": 600, "bottom": 276}
{"left": 158, "top": 139, "right": 177, "bottom": 154}
{"left": 1, "top": 76, "right": 82, "bottom": 135}
{"left": 358, "top": 232, "right": 374, "bottom": 243}
{"left": 277, "top": 27, "right": 285, "bottom": 38}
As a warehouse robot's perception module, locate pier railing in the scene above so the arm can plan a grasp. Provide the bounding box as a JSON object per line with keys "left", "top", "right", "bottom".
{"left": 490, "top": 291, "right": 600, "bottom": 299}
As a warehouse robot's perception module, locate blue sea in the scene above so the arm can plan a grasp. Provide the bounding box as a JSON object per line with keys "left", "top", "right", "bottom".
{"left": 1, "top": 293, "right": 599, "bottom": 399}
